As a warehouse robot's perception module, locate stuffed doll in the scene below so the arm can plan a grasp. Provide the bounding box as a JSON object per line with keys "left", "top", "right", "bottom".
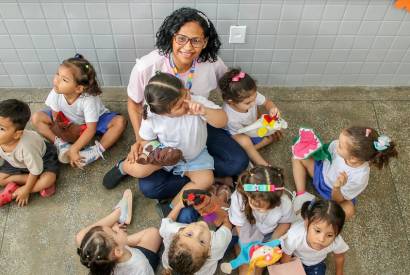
{"left": 51, "top": 111, "right": 87, "bottom": 143}
{"left": 137, "top": 140, "right": 183, "bottom": 166}
{"left": 292, "top": 127, "right": 331, "bottom": 162}
{"left": 220, "top": 239, "right": 282, "bottom": 275}
{"left": 237, "top": 114, "right": 288, "bottom": 138}
{"left": 182, "top": 189, "right": 228, "bottom": 227}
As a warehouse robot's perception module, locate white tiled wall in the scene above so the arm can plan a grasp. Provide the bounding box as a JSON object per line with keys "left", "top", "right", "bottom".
{"left": 0, "top": 0, "right": 409, "bottom": 87}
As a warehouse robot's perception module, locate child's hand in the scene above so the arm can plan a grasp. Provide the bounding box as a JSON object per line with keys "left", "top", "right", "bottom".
{"left": 14, "top": 186, "right": 30, "bottom": 207}
{"left": 185, "top": 99, "right": 206, "bottom": 116}
{"left": 127, "top": 140, "right": 144, "bottom": 163}
{"left": 334, "top": 172, "right": 348, "bottom": 188}
{"left": 68, "top": 147, "right": 84, "bottom": 168}
{"left": 269, "top": 106, "right": 280, "bottom": 119}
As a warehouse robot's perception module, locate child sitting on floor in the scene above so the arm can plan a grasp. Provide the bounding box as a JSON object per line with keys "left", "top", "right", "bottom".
{"left": 0, "top": 99, "right": 59, "bottom": 207}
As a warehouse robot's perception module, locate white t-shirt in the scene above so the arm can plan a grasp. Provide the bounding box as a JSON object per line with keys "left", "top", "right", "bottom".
{"left": 127, "top": 50, "right": 227, "bottom": 103}
{"left": 229, "top": 190, "right": 295, "bottom": 235}
{"left": 45, "top": 89, "right": 109, "bottom": 124}
{"left": 322, "top": 140, "right": 370, "bottom": 200}
{"left": 281, "top": 221, "right": 349, "bottom": 266}
{"left": 139, "top": 95, "right": 220, "bottom": 161}
{"left": 159, "top": 218, "right": 232, "bottom": 275}
{"left": 223, "top": 92, "right": 266, "bottom": 135}
{"left": 114, "top": 246, "right": 154, "bottom": 275}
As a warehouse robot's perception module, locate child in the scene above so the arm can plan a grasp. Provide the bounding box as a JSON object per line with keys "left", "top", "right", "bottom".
{"left": 219, "top": 69, "right": 281, "bottom": 166}
{"left": 160, "top": 198, "right": 232, "bottom": 275}
{"left": 281, "top": 200, "right": 348, "bottom": 275}
{"left": 31, "top": 54, "right": 127, "bottom": 168}
{"left": 104, "top": 72, "right": 227, "bottom": 207}
{"left": 0, "top": 99, "right": 59, "bottom": 207}
{"left": 292, "top": 126, "right": 398, "bottom": 219}
{"left": 76, "top": 189, "right": 161, "bottom": 275}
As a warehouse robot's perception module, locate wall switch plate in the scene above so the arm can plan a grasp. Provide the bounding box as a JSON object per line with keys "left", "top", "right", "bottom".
{"left": 229, "top": 25, "right": 246, "bottom": 43}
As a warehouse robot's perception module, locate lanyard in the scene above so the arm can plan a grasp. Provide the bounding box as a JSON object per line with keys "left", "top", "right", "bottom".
{"left": 169, "top": 54, "right": 196, "bottom": 90}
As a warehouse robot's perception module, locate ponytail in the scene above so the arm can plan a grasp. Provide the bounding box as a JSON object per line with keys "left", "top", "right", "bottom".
{"left": 218, "top": 68, "right": 256, "bottom": 103}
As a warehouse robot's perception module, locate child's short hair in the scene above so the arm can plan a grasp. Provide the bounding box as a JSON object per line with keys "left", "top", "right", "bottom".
{"left": 143, "top": 72, "right": 184, "bottom": 119}
{"left": 237, "top": 165, "right": 285, "bottom": 224}
{"left": 343, "top": 126, "right": 398, "bottom": 169}
{"left": 218, "top": 68, "right": 257, "bottom": 103}
{"left": 77, "top": 226, "right": 116, "bottom": 275}
{"left": 163, "top": 233, "right": 208, "bottom": 275}
{"left": 62, "top": 53, "right": 102, "bottom": 96}
{"left": 0, "top": 99, "right": 31, "bottom": 130}
{"left": 301, "top": 200, "right": 345, "bottom": 235}
{"left": 155, "top": 7, "right": 221, "bottom": 63}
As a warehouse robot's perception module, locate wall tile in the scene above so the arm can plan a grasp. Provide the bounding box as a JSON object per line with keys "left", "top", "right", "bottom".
{"left": 111, "top": 20, "right": 132, "bottom": 34}
{"left": 72, "top": 35, "right": 94, "bottom": 48}
{"left": 108, "top": 3, "right": 131, "bottom": 19}
{"left": 86, "top": 3, "right": 109, "bottom": 19}
{"left": 20, "top": 3, "right": 44, "bottom": 19}
{"left": 42, "top": 3, "right": 66, "bottom": 19}
{"left": 0, "top": 3, "right": 22, "bottom": 19}
{"left": 5, "top": 20, "right": 28, "bottom": 34}
{"left": 64, "top": 3, "right": 87, "bottom": 19}
{"left": 11, "top": 35, "right": 34, "bottom": 49}
{"left": 90, "top": 20, "right": 112, "bottom": 35}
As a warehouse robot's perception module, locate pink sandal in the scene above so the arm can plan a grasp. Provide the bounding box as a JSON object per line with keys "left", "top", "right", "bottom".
{"left": 40, "top": 184, "right": 56, "bottom": 198}
{"left": 0, "top": 182, "right": 19, "bottom": 207}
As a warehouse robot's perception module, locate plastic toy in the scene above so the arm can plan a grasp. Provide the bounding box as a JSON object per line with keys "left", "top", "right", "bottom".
{"left": 292, "top": 127, "right": 331, "bottom": 162}
{"left": 237, "top": 114, "right": 288, "bottom": 138}
{"left": 182, "top": 189, "right": 228, "bottom": 227}
{"left": 137, "top": 140, "right": 183, "bottom": 166}
{"left": 395, "top": 0, "right": 410, "bottom": 12}
{"left": 220, "top": 239, "right": 282, "bottom": 275}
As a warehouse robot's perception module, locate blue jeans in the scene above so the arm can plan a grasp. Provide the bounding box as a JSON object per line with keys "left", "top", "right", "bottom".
{"left": 138, "top": 125, "right": 249, "bottom": 223}
{"left": 303, "top": 261, "right": 326, "bottom": 275}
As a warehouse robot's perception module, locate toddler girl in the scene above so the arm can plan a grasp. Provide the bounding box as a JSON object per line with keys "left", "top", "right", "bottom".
{"left": 281, "top": 199, "right": 348, "bottom": 275}
{"left": 292, "top": 126, "right": 398, "bottom": 219}
{"left": 160, "top": 199, "right": 232, "bottom": 275}
{"left": 104, "top": 72, "right": 227, "bottom": 209}
{"left": 32, "top": 54, "right": 127, "bottom": 168}
{"left": 76, "top": 189, "right": 161, "bottom": 275}
{"left": 219, "top": 69, "right": 281, "bottom": 166}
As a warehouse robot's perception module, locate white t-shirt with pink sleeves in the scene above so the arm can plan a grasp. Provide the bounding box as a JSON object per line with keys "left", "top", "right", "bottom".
{"left": 127, "top": 50, "right": 228, "bottom": 103}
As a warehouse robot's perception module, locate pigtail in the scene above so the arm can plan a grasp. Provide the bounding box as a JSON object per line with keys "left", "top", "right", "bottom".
{"left": 237, "top": 171, "right": 256, "bottom": 224}
{"left": 142, "top": 104, "right": 149, "bottom": 120}
{"left": 370, "top": 140, "right": 398, "bottom": 170}
{"left": 218, "top": 68, "right": 256, "bottom": 103}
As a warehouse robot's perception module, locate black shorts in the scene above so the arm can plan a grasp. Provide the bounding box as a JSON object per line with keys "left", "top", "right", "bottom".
{"left": 0, "top": 142, "right": 59, "bottom": 175}
{"left": 136, "top": 246, "right": 159, "bottom": 271}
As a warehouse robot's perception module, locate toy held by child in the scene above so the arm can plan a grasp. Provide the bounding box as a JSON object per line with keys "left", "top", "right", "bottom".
{"left": 31, "top": 53, "right": 127, "bottom": 168}
{"left": 292, "top": 126, "right": 398, "bottom": 219}
{"left": 219, "top": 68, "right": 283, "bottom": 166}
{"left": 292, "top": 127, "right": 331, "bottom": 162}
{"left": 281, "top": 200, "right": 348, "bottom": 275}
{"left": 136, "top": 140, "right": 183, "bottom": 166}
{"left": 0, "top": 99, "right": 59, "bottom": 207}
{"left": 220, "top": 239, "right": 282, "bottom": 275}
{"left": 76, "top": 189, "right": 161, "bottom": 275}
{"left": 160, "top": 200, "right": 232, "bottom": 275}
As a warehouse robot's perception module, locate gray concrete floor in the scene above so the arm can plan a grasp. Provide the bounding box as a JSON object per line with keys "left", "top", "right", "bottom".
{"left": 0, "top": 87, "right": 409, "bottom": 275}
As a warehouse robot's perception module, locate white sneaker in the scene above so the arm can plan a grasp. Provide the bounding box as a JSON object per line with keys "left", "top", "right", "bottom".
{"left": 54, "top": 137, "right": 70, "bottom": 164}
{"left": 292, "top": 191, "right": 316, "bottom": 213}
{"left": 78, "top": 141, "right": 105, "bottom": 167}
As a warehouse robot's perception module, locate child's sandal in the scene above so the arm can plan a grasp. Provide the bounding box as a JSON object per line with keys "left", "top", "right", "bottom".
{"left": 114, "top": 189, "right": 133, "bottom": 225}
{"left": 0, "top": 182, "right": 19, "bottom": 207}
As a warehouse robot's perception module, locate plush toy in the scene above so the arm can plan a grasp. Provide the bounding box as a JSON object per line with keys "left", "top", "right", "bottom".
{"left": 395, "top": 0, "right": 410, "bottom": 12}
{"left": 292, "top": 127, "right": 331, "bottom": 162}
{"left": 182, "top": 189, "right": 228, "bottom": 227}
{"left": 51, "top": 111, "right": 87, "bottom": 143}
{"left": 237, "top": 114, "right": 288, "bottom": 138}
{"left": 220, "top": 239, "right": 282, "bottom": 275}
{"left": 137, "top": 140, "right": 183, "bottom": 166}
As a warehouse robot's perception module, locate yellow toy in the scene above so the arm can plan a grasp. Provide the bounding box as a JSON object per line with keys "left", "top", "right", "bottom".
{"left": 395, "top": 0, "right": 410, "bottom": 12}
{"left": 220, "top": 239, "right": 282, "bottom": 275}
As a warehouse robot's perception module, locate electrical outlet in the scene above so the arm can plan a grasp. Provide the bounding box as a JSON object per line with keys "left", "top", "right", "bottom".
{"left": 229, "top": 25, "right": 246, "bottom": 44}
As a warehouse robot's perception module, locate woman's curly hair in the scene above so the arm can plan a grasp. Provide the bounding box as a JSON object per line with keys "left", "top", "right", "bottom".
{"left": 155, "top": 7, "right": 221, "bottom": 63}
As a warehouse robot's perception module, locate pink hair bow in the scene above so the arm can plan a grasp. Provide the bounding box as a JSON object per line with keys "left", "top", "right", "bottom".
{"left": 232, "top": 71, "right": 245, "bottom": 82}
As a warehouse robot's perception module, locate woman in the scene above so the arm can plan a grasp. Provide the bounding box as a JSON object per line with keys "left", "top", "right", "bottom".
{"left": 104, "top": 7, "right": 248, "bottom": 223}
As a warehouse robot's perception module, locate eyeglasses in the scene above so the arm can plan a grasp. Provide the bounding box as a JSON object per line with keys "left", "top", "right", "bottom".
{"left": 173, "top": 34, "right": 206, "bottom": 48}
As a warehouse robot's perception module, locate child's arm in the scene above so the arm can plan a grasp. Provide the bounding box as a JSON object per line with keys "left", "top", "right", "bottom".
{"left": 68, "top": 122, "right": 97, "bottom": 168}
{"left": 185, "top": 99, "right": 227, "bottom": 128}
{"left": 280, "top": 253, "right": 293, "bottom": 263}
{"left": 272, "top": 223, "right": 291, "bottom": 239}
{"left": 334, "top": 252, "right": 345, "bottom": 275}
{"left": 332, "top": 172, "right": 348, "bottom": 203}
{"left": 167, "top": 200, "right": 185, "bottom": 222}
{"left": 14, "top": 173, "right": 39, "bottom": 207}
{"left": 263, "top": 99, "right": 280, "bottom": 118}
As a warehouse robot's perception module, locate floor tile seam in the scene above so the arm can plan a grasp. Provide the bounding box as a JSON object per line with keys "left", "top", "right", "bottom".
{"left": 371, "top": 101, "right": 410, "bottom": 247}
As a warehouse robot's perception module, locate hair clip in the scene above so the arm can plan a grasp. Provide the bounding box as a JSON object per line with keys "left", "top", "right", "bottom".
{"left": 365, "top": 128, "right": 371, "bottom": 137}
{"left": 374, "top": 135, "right": 391, "bottom": 151}
{"left": 197, "top": 11, "right": 210, "bottom": 27}
{"left": 308, "top": 199, "right": 315, "bottom": 211}
{"left": 74, "top": 53, "right": 83, "bottom": 59}
{"left": 84, "top": 64, "right": 89, "bottom": 71}
{"left": 232, "top": 71, "right": 245, "bottom": 82}
{"left": 243, "top": 184, "right": 284, "bottom": 192}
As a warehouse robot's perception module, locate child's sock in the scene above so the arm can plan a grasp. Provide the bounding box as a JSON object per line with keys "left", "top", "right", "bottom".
{"left": 54, "top": 136, "right": 71, "bottom": 164}
{"left": 118, "top": 160, "right": 126, "bottom": 175}
{"left": 79, "top": 141, "right": 105, "bottom": 167}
